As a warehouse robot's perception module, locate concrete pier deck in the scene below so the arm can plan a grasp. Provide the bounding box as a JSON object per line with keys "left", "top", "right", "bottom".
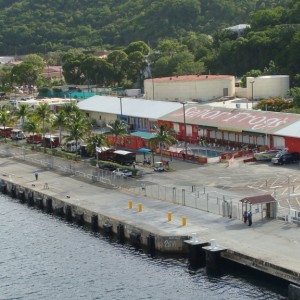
{"left": 1, "top": 154, "right": 300, "bottom": 285}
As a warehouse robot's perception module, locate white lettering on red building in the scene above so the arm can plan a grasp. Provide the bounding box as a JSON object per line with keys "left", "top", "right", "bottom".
{"left": 169, "top": 106, "right": 296, "bottom": 131}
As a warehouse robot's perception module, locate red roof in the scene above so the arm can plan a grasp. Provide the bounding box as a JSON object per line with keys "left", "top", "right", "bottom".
{"left": 147, "top": 75, "right": 233, "bottom": 83}
{"left": 240, "top": 194, "right": 276, "bottom": 204}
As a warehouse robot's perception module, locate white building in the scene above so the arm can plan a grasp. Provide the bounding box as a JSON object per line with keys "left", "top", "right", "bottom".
{"left": 144, "top": 75, "right": 235, "bottom": 102}
{"left": 246, "top": 75, "right": 290, "bottom": 99}
{"left": 77, "top": 95, "right": 182, "bottom": 131}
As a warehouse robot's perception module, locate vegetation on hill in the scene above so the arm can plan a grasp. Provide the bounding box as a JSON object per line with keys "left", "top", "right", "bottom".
{"left": 2, "top": 0, "right": 300, "bottom": 97}
{"left": 0, "top": 0, "right": 290, "bottom": 54}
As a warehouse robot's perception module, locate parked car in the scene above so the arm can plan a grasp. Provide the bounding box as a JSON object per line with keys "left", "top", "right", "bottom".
{"left": 271, "top": 152, "right": 300, "bottom": 165}
{"left": 98, "top": 163, "right": 116, "bottom": 171}
{"left": 112, "top": 168, "right": 132, "bottom": 177}
{"left": 254, "top": 149, "right": 282, "bottom": 161}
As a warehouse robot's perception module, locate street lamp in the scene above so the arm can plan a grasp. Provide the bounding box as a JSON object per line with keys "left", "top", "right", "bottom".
{"left": 12, "top": 74, "right": 16, "bottom": 100}
{"left": 250, "top": 80, "right": 255, "bottom": 108}
{"left": 118, "top": 96, "right": 123, "bottom": 119}
{"left": 180, "top": 101, "right": 188, "bottom": 159}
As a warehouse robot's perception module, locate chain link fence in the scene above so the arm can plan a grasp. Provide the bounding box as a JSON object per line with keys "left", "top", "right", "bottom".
{"left": 1, "top": 143, "right": 239, "bottom": 217}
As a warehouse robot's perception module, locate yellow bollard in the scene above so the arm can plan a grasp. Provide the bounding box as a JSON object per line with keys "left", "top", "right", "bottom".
{"left": 182, "top": 216, "right": 186, "bottom": 226}
{"left": 128, "top": 200, "right": 133, "bottom": 209}
{"left": 167, "top": 212, "right": 172, "bottom": 222}
{"left": 138, "top": 203, "right": 143, "bottom": 212}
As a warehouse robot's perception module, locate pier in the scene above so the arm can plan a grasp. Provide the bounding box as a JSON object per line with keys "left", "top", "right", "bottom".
{"left": 1, "top": 153, "right": 300, "bottom": 290}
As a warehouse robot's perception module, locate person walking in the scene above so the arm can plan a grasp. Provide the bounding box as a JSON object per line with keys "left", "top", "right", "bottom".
{"left": 248, "top": 211, "right": 252, "bottom": 226}
{"left": 34, "top": 170, "right": 38, "bottom": 181}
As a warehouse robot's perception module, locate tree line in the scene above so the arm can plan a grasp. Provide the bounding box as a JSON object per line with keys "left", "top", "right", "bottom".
{"left": 0, "top": 101, "right": 177, "bottom": 162}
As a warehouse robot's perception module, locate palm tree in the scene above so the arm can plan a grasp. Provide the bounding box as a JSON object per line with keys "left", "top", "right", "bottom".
{"left": 149, "top": 124, "right": 177, "bottom": 160}
{"left": 34, "top": 103, "right": 52, "bottom": 151}
{"left": 52, "top": 110, "right": 66, "bottom": 145}
{"left": 23, "top": 117, "right": 40, "bottom": 138}
{"left": 85, "top": 134, "right": 107, "bottom": 157}
{"left": 0, "top": 104, "right": 14, "bottom": 142}
{"left": 15, "top": 103, "right": 30, "bottom": 130}
{"left": 61, "top": 102, "right": 80, "bottom": 116}
{"left": 106, "top": 119, "right": 128, "bottom": 149}
{"left": 64, "top": 110, "right": 91, "bottom": 155}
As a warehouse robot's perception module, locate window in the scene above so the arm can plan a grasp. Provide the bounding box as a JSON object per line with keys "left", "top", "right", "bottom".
{"left": 173, "top": 123, "right": 179, "bottom": 133}
{"left": 186, "top": 125, "right": 192, "bottom": 136}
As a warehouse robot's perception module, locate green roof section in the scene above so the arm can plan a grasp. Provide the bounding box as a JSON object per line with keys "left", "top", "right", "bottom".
{"left": 131, "top": 131, "right": 156, "bottom": 140}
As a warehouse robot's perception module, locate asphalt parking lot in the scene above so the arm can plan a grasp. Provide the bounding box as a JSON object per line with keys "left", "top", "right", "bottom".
{"left": 135, "top": 152, "right": 300, "bottom": 210}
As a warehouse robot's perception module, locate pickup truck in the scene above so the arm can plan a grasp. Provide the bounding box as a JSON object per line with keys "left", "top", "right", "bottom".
{"left": 112, "top": 168, "right": 132, "bottom": 177}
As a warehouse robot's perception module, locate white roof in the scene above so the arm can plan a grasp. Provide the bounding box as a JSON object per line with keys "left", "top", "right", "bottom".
{"left": 114, "top": 150, "right": 133, "bottom": 155}
{"left": 274, "top": 121, "right": 300, "bottom": 138}
{"left": 78, "top": 96, "right": 182, "bottom": 119}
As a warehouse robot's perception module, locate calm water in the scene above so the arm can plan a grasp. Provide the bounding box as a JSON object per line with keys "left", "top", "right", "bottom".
{"left": 0, "top": 194, "right": 288, "bottom": 300}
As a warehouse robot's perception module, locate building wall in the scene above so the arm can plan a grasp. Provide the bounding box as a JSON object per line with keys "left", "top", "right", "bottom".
{"left": 87, "top": 111, "right": 116, "bottom": 126}
{"left": 247, "top": 76, "right": 290, "bottom": 99}
{"left": 285, "top": 137, "right": 300, "bottom": 152}
{"left": 144, "top": 76, "right": 235, "bottom": 102}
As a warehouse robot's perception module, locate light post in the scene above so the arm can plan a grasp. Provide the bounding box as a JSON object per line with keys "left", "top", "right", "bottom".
{"left": 118, "top": 96, "right": 123, "bottom": 119}
{"left": 264, "top": 104, "right": 268, "bottom": 147}
{"left": 250, "top": 80, "right": 255, "bottom": 108}
{"left": 180, "top": 102, "right": 188, "bottom": 159}
{"left": 12, "top": 74, "right": 16, "bottom": 100}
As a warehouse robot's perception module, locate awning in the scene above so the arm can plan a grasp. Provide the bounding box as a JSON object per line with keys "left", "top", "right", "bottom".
{"left": 240, "top": 194, "right": 276, "bottom": 205}
{"left": 137, "top": 148, "right": 152, "bottom": 153}
{"left": 131, "top": 131, "right": 156, "bottom": 140}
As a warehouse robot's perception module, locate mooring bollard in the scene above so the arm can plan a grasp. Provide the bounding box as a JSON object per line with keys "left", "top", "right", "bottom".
{"left": 167, "top": 212, "right": 172, "bottom": 222}
{"left": 128, "top": 200, "right": 133, "bottom": 209}
{"left": 138, "top": 203, "right": 142, "bottom": 212}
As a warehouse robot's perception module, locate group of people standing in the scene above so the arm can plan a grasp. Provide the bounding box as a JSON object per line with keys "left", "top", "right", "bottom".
{"left": 243, "top": 211, "right": 252, "bottom": 226}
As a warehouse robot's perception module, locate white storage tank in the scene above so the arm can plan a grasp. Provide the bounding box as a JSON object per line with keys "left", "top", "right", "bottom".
{"left": 247, "top": 75, "right": 289, "bottom": 99}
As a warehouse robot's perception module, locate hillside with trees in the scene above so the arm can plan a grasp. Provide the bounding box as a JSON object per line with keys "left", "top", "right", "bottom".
{"left": 2, "top": 0, "right": 300, "bottom": 97}
{"left": 0, "top": 0, "right": 290, "bottom": 54}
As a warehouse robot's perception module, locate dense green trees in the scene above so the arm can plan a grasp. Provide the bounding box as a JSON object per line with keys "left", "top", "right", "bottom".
{"left": 3, "top": 0, "right": 300, "bottom": 91}
{"left": 0, "top": 0, "right": 289, "bottom": 55}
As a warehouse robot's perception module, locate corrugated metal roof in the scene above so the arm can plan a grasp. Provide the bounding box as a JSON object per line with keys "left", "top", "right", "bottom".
{"left": 273, "top": 120, "right": 300, "bottom": 138}
{"left": 160, "top": 104, "right": 300, "bottom": 135}
{"left": 78, "top": 96, "right": 182, "bottom": 119}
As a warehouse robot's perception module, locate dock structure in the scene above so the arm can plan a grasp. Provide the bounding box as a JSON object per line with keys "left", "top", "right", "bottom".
{"left": 1, "top": 156, "right": 300, "bottom": 288}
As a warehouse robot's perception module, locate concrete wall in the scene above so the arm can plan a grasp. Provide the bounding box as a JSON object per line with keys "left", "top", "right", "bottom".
{"left": 87, "top": 111, "right": 116, "bottom": 126}
{"left": 247, "top": 75, "right": 290, "bottom": 99}
{"left": 144, "top": 77, "right": 235, "bottom": 102}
